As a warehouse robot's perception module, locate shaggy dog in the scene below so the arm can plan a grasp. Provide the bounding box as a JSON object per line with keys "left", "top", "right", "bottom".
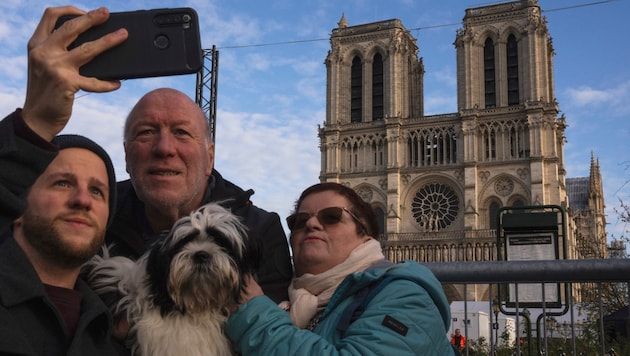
{"left": 87, "top": 203, "right": 260, "bottom": 356}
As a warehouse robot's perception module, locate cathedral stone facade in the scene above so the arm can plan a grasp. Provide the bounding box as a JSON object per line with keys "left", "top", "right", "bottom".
{"left": 319, "top": 0, "right": 606, "bottom": 301}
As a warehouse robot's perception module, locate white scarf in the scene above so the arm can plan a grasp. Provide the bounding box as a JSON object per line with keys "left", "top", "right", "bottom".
{"left": 287, "top": 239, "right": 385, "bottom": 328}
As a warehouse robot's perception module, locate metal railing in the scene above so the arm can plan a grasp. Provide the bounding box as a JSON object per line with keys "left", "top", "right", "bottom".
{"left": 425, "top": 259, "right": 630, "bottom": 356}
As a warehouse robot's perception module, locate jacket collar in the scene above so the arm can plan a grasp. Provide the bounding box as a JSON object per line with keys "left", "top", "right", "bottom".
{"left": 0, "top": 235, "right": 46, "bottom": 307}
{"left": 0, "top": 233, "right": 113, "bottom": 336}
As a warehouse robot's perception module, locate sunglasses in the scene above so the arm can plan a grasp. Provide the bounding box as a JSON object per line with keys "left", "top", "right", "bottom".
{"left": 286, "top": 206, "right": 367, "bottom": 233}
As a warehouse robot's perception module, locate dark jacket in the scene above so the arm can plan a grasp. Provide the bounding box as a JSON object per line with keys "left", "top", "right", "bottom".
{"left": 0, "top": 235, "right": 125, "bottom": 356}
{"left": 0, "top": 110, "right": 57, "bottom": 232}
{"left": 106, "top": 171, "right": 294, "bottom": 303}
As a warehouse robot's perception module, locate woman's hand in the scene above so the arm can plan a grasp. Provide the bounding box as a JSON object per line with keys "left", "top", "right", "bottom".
{"left": 230, "top": 275, "right": 264, "bottom": 313}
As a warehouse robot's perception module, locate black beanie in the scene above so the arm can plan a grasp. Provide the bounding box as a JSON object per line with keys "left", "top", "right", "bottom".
{"left": 53, "top": 134, "right": 117, "bottom": 227}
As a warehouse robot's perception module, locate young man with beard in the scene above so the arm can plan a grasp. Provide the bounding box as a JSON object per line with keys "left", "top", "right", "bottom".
{"left": 0, "top": 135, "right": 123, "bottom": 355}
{"left": 0, "top": 6, "right": 128, "bottom": 355}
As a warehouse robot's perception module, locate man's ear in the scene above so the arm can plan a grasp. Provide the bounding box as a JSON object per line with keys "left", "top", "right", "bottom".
{"left": 123, "top": 141, "right": 131, "bottom": 174}
{"left": 206, "top": 141, "right": 215, "bottom": 176}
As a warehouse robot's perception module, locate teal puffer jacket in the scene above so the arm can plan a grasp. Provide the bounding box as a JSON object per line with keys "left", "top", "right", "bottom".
{"left": 226, "top": 260, "right": 454, "bottom": 355}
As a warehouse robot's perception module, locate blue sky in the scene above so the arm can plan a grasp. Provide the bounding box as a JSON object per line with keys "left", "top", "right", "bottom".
{"left": 0, "top": 0, "right": 628, "bottom": 242}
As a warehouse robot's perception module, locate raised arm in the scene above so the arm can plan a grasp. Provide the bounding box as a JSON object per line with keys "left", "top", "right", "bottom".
{"left": 0, "top": 6, "right": 128, "bottom": 231}
{"left": 22, "top": 6, "right": 128, "bottom": 141}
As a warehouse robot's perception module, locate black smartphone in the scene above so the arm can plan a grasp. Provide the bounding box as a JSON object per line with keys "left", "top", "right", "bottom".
{"left": 55, "top": 8, "right": 203, "bottom": 80}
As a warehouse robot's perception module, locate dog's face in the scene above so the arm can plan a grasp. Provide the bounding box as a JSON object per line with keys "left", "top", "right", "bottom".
{"left": 145, "top": 203, "right": 260, "bottom": 316}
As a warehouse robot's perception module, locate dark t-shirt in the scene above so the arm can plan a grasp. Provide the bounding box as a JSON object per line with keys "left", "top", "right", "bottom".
{"left": 44, "top": 284, "right": 83, "bottom": 342}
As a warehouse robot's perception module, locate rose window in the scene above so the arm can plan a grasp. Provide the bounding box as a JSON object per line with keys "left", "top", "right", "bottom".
{"left": 411, "top": 183, "right": 459, "bottom": 231}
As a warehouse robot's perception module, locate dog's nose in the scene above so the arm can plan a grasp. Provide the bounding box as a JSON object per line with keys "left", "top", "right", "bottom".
{"left": 193, "top": 251, "right": 211, "bottom": 264}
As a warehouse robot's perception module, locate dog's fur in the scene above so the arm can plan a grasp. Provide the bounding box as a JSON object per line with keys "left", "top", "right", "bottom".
{"left": 86, "top": 203, "right": 260, "bottom": 356}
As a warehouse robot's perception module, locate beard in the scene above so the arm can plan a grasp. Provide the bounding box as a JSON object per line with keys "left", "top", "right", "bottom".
{"left": 20, "top": 211, "right": 105, "bottom": 269}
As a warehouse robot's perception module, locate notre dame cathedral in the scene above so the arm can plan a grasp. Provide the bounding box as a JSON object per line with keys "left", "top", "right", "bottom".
{"left": 318, "top": 0, "right": 607, "bottom": 301}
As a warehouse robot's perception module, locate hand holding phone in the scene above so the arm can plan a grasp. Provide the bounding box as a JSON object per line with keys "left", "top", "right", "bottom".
{"left": 23, "top": 6, "right": 127, "bottom": 141}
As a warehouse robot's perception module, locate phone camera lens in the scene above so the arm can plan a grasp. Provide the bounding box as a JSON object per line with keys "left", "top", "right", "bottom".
{"left": 154, "top": 34, "right": 170, "bottom": 50}
{"left": 182, "top": 14, "right": 191, "bottom": 23}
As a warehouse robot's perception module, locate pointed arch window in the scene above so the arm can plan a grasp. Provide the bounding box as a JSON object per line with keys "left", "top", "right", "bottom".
{"left": 484, "top": 38, "right": 496, "bottom": 108}
{"left": 489, "top": 201, "right": 501, "bottom": 229}
{"left": 408, "top": 135, "right": 419, "bottom": 167}
{"left": 374, "top": 206, "right": 385, "bottom": 235}
{"left": 484, "top": 129, "right": 496, "bottom": 160}
{"left": 372, "top": 53, "right": 384, "bottom": 121}
{"left": 507, "top": 34, "right": 519, "bottom": 105}
{"left": 373, "top": 141, "right": 378, "bottom": 165}
{"left": 372, "top": 139, "right": 385, "bottom": 168}
{"left": 509, "top": 127, "right": 517, "bottom": 158}
{"left": 351, "top": 56, "right": 363, "bottom": 123}
{"left": 352, "top": 142, "right": 359, "bottom": 169}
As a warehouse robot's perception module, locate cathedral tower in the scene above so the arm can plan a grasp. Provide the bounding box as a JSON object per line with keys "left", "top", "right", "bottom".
{"left": 319, "top": 1, "right": 603, "bottom": 302}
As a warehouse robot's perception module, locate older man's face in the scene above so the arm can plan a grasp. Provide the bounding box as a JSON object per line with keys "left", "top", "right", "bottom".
{"left": 124, "top": 89, "right": 214, "bottom": 220}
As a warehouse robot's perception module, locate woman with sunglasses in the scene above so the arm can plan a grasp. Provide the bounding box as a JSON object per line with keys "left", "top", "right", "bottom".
{"left": 226, "top": 182, "right": 455, "bottom": 355}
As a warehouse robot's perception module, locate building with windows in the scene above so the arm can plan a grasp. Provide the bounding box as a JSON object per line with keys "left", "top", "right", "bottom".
{"left": 318, "top": 0, "right": 607, "bottom": 301}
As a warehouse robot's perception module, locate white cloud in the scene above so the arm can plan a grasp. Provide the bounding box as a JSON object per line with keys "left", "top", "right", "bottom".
{"left": 563, "top": 81, "right": 630, "bottom": 116}
{"left": 565, "top": 86, "right": 612, "bottom": 105}
{"left": 429, "top": 65, "right": 457, "bottom": 88}
{"left": 424, "top": 93, "right": 457, "bottom": 115}
{"left": 213, "top": 109, "right": 321, "bottom": 218}
{"left": 0, "top": 56, "right": 27, "bottom": 82}
{"left": 291, "top": 59, "right": 322, "bottom": 77}
{"left": 245, "top": 53, "right": 272, "bottom": 71}
{"left": 296, "top": 77, "right": 325, "bottom": 103}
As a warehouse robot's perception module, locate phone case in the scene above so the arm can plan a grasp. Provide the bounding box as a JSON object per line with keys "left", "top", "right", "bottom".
{"left": 57, "top": 8, "right": 203, "bottom": 80}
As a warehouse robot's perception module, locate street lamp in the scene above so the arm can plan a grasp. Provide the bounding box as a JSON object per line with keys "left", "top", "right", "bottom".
{"left": 492, "top": 298, "right": 500, "bottom": 351}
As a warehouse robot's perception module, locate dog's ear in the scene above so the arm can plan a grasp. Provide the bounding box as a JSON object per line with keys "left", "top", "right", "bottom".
{"left": 146, "top": 238, "right": 176, "bottom": 315}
